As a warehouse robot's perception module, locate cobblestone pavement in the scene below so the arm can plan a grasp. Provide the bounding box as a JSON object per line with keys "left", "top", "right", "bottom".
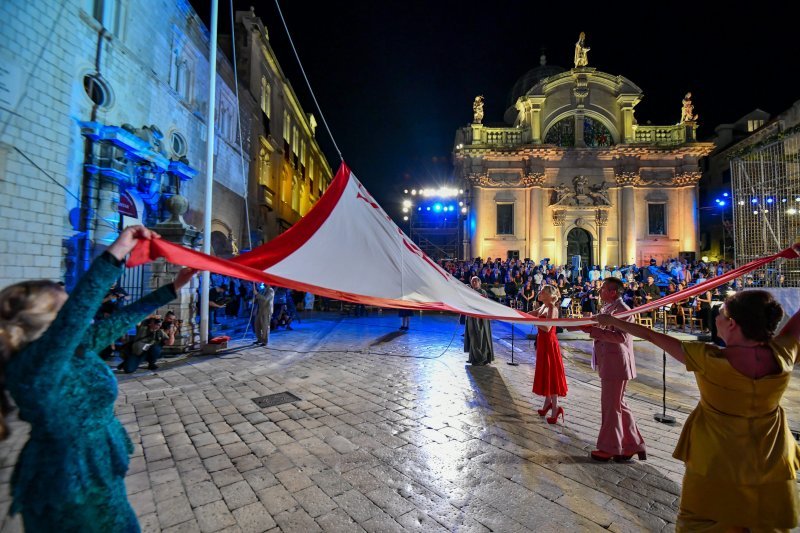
{"left": 2, "top": 311, "right": 800, "bottom": 532}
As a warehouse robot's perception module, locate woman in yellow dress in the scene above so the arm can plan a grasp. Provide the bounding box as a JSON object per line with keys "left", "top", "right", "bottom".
{"left": 597, "top": 288, "right": 800, "bottom": 532}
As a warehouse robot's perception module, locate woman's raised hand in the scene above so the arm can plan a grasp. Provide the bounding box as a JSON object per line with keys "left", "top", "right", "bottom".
{"left": 107, "top": 225, "right": 161, "bottom": 261}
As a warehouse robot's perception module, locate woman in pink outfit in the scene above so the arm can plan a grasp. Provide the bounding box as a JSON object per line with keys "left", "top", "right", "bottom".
{"left": 531, "top": 285, "right": 568, "bottom": 423}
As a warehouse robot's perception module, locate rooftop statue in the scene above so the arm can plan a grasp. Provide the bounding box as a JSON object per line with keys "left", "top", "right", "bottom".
{"left": 574, "top": 32, "right": 590, "bottom": 68}
{"left": 681, "top": 92, "right": 698, "bottom": 123}
{"left": 473, "top": 95, "right": 485, "bottom": 124}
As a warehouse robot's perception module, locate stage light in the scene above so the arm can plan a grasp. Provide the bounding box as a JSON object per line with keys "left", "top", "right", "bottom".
{"left": 767, "top": 198, "right": 774, "bottom": 204}
{"left": 751, "top": 198, "right": 758, "bottom": 204}
{"left": 402, "top": 200, "right": 411, "bottom": 208}
{"left": 782, "top": 198, "right": 787, "bottom": 203}
{"left": 433, "top": 203, "right": 442, "bottom": 212}
{"left": 458, "top": 201, "right": 463, "bottom": 206}
{"left": 402, "top": 207, "right": 408, "bottom": 213}
{"left": 459, "top": 189, "right": 464, "bottom": 194}
{"left": 426, "top": 207, "right": 431, "bottom": 211}
{"left": 461, "top": 207, "right": 467, "bottom": 214}
{"left": 403, "top": 215, "right": 408, "bottom": 221}
{"left": 417, "top": 207, "right": 422, "bottom": 211}
{"left": 753, "top": 210, "right": 759, "bottom": 215}
{"left": 738, "top": 201, "right": 745, "bottom": 205}
{"left": 723, "top": 192, "right": 729, "bottom": 197}
{"left": 788, "top": 208, "right": 798, "bottom": 215}
{"left": 719, "top": 201, "right": 726, "bottom": 206}
{"left": 411, "top": 189, "right": 417, "bottom": 195}
{"left": 404, "top": 189, "right": 408, "bottom": 194}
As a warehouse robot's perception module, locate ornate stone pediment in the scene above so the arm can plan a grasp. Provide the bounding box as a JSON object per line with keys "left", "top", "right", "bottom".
{"left": 614, "top": 171, "right": 640, "bottom": 186}
{"left": 672, "top": 171, "right": 701, "bottom": 186}
{"left": 552, "top": 210, "right": 566, "bottom": 226}
{"left": 549, "top": 175, "right": 612, "bottom": 206}
{"left": 468, "top": 173, "right": 535, "bottom": 188}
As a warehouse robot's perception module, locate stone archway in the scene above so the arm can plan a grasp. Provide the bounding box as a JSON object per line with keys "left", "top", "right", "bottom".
{"left": 566, "top": 227, "right": 592, "bottom": 272}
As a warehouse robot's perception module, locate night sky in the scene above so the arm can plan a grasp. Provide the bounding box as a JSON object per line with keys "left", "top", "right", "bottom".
{"left": 192, "top": 0, "right": 797, "bottom": 214}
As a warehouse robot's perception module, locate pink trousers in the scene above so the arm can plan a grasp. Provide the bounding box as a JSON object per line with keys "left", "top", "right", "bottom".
{"left": 597, "top": 379, "right": 646, "bottom": 455}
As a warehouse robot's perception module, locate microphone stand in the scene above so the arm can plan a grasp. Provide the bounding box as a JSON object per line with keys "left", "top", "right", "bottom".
{"left": 654, "top": 307, "right": 676, "bottom": 424}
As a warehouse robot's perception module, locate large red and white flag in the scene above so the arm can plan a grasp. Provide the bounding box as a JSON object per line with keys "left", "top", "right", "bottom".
{"left": 130, "top": 162, "right": 798, "bottom": 324}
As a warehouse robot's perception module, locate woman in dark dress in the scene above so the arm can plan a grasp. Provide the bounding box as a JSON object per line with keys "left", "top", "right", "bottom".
{"left": 464, "top": 276, "right": 495, "bottom": 365}
{"left": 0, "top": 226, "right": 195, "bottom": 532}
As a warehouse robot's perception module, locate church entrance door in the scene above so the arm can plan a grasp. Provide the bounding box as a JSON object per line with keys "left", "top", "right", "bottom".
{"left": 566, "top": 228, "right": 592, "bottom": 273}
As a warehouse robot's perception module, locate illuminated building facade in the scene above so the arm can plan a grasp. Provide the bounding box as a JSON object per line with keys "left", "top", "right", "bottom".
{"left": 232, "top": 9, "right": 333, "bottom": 246}
{"left": 454, "top": 46, "right": 715, "bottom": 268}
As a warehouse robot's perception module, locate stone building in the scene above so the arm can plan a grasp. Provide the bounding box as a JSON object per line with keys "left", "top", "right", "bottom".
{"left": 228, "top": 8, "right": 333, "bottom": 246}
{"left": 454, "top": 39, "right": 715, "bottom": 269}
{"left": 0, "top": 0, "right": 252, "bottom": 295}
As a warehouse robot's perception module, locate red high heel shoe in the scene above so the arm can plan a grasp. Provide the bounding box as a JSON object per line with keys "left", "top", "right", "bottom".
{"left": 537, "top": 402, "right": 552, "bottom": 416}
{"left": 590, "top": 450, "right": 613, "bottom": 462}
{"left": 546, "top": 407, "right": 564, "bottom": 424}
{"left": 613, "top": 451, "right": 647, "bottom": 461}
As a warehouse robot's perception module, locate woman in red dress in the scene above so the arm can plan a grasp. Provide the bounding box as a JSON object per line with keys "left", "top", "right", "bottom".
{"left": 532, "top": 285, "right": 568, "bottom": 423}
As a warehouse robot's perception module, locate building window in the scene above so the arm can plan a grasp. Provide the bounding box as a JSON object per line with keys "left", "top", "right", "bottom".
{"left": 260, "top": 76, "right": 271, "bottom": 118}
{"left": 83, "top": 74, "right": 111, "bottom": 107}
{"left": 544, "top": 117, "right": 575, "bottom": 147}
{"left": 747, "top": 119, "right": 764, "bottom": 132}
{"left": 648, "top": 203, "right": 667, "bottom": 235}
{"left": 283, "top": 112, "right": 290, "bottom": 142}
{"left": 584, "top": 116, "right": 613, "bottom": 147}
{"left": 92, "top": 0, "right": 126, "bottom": 37}
{"left": 291, "top": 176, "right": 300, "bottom": 212}
{"left": 170, "top": 131, "right": 187, "bottom": 158}
{"left": 497, "top": 203, "right": 514, "bottom": 235}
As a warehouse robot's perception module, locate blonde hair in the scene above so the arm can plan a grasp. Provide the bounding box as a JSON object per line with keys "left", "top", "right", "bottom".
{"left": 0, "top": 280, "right": 65, "bottom": 440}
{"left": 539, "top": 284, "right": 561, "bottom": 300}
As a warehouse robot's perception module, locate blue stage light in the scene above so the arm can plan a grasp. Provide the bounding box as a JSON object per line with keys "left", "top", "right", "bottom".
{"left": 751, "top": 198, "right": 758, "bottom": 204}
{"left": 433, "top": 203, "right": 442, "bottom": 212}
{"left": 767, "top": 198, "right": 774, "bottom": 204}
{"left": 719, "top": 201, "right": 726, "bottom": 206}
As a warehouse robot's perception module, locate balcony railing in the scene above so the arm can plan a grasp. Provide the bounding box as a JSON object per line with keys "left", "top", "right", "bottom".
{"left": 461, "top": 126, "right": 528, "bottom": 148}
{"left": 633, "top": 124, "right": 687, "bottom": 145}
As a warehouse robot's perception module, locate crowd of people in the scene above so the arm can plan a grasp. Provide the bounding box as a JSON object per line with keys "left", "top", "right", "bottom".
{"left": 440, "top": 256, "right": 747, "bottom": 334}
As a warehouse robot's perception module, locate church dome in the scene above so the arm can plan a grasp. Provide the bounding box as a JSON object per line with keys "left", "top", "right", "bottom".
{"left": 507, "top": 55, "right": 566, "bottom": 107}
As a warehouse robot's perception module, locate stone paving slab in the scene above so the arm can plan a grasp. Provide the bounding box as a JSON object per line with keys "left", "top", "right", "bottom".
{"left": 2, "top": 312, "right": 800, "bottom": 532}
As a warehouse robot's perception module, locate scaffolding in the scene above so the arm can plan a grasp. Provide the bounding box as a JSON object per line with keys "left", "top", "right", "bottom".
{"left": 730, "top": 131, "right": 800, "bottom": 286}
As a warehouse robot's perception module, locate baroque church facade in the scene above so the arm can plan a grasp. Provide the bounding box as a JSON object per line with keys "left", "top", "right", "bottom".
{"left": 454, "top": 37, "right": 715, "bottom": 268}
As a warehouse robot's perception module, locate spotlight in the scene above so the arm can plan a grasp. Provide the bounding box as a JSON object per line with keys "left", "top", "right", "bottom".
{"left": 719, "top": 201, "right": 726, "bottom": 206}
{"left": 402, "top": 200, "right": 411, "bottom": 208}
{"left": 751, "top": 198, "right": 758, "bottom": 204}
{"left": 767, "top": 198, "right": 774, "bottom": 204}
{"left": 403, "top": 215, "right": 408, "bottom": 221}
{"left": 723, "top": 192, "right": 729, "bottom": 197}
{"left": 402, "top": 207, "right": 408, "bottom": 213}
{"left": 461, "top": 207, "right": 467, "bottom": 214}
{"left": 411, "top": 189, "right": 417, "bottom": 195}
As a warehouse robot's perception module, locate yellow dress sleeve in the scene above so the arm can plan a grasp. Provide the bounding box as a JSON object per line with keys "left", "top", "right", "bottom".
{"left": 681, "top": 341, "right": 718, "bottom": 374}
{"left": 769, "top": 334, "right": 800, "bottom": 370}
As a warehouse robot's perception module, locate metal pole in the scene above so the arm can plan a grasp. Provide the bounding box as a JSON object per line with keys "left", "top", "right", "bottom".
{"left": 654, "top": 310, "right": 675, "bottom": 424}
{"left": 507, "top": 321, "right": 518, "bottom": 366}
{"left": 200, "top": 0, "right": 219, "bottom": 346}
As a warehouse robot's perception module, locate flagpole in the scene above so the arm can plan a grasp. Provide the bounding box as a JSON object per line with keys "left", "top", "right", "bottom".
{"left": 200, "top": 0, "right": 219, "bottom": 346}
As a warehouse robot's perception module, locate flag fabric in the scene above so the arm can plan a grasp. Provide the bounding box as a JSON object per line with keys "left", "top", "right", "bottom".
{"left": 129, "top": 162, "right": 799, "bottom": 325}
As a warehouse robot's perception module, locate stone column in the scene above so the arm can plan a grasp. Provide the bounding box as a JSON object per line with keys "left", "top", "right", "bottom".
{"left": 552, "top": 210, "right": 565, "bottom": 263}
{"left": 616, "top": 173, "right": 638, "bottom": 265}
{"left": 470, "top": 185, "right": 482, "bottom": 259}
{"left": 152, "top": 195, "right": 201, "bottom": 354}
{"left": 673, "top": 172, "right": 701, "bottom": 255}
{"left": 596, "top": 209, "right": 609, "bottom": 268}
{"left": 525, "top": 173, "right": 545, "bottom": 261}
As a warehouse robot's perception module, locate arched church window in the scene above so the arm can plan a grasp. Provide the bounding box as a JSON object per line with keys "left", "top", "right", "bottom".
{"left": 584, "top": 116, "right": 614, "bottom": 147}
{"left": 544, "top": 118, "right": 575, "bottom": 147}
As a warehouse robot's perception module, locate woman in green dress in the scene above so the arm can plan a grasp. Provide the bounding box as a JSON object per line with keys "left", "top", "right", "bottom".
{"left": 0, "top": 226, "right": 195, "bottom": 532}
{"left": 597, "top": 286, "right": 800, "bottom": 531}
